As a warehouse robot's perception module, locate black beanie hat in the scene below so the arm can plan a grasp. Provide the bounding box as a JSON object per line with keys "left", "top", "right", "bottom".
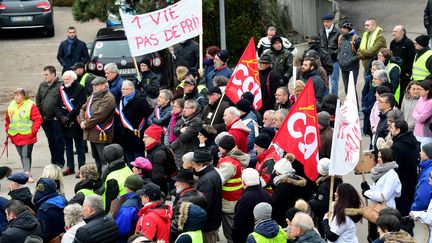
{"left": 271, "top": 36, "right": 283, "bottom": 46}
{"left": 415, "top": 35, "right": 430, "bottom": 48}
{"left": 140, "top": 57, "right": 151, "bottom": 68}
{"left": 235, "top": 99, "right": 252, "bottom": 114}
{"left": 241, "top": 92, "right": 255, "bottom": 104}
{"left": 254, "top": 134, "right": 272, "bottom": 149}
{"left": 199, "top": 127, "right": 214, "bottom": 139}
{"left": 218, "top": 135, "right": 236, "bottom": 151}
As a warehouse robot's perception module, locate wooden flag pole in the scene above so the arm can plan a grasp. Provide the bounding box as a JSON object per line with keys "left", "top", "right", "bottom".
{"left": 210, "top": 92, "right": 226, "bottom": 126}
{"left": 328, "top": 175, "right": 335, "bottom": 219}
{"left": 132, "top": 56, "right": 141, "bottom": 81}
{"left": 198, "top": 0, "right": 204, "bottom": 74}
{"left": 360, "top": 144, "right": 369, "bottom": 206}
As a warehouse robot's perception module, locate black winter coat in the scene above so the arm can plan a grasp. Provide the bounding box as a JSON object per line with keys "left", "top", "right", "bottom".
{"left": 304, "top": 46, "right": 333, "bottom": 75}
{"left": 271, "top": 175, "right": 308, "bottom": 227}
{"left": 202, "top": 97, "right": 229, "bottom": 134}
{"left": 338, "top": 31, "right": 361, "bottom": 72}
{"left": 57, "top": 38, "right": 89, "bottom": 72}
{"left": 119, "top": 93, "right": 152, "bottom": 153}
{"left": 259, "top": 67, "right": 284, "bottom": 113}
{"left": 319, "top": 26, "right": 340, "bottom": 62}
{"left": 232, "top": 185, "right": 272, "bottom": 243}
{"left": 302, "top": 69, "right": 325, "bottom": 103}
{"left": 146, "top": 143, "right": 171, "bottom": 194}
{"left": 184, "top": 89, "right": 208, "bottom": 110}
{"left": 8, "top": 187, "right": 34, "bottom": 211}
{"left": 195, "top": 165, "right": 222, "bottom": 232}
{"left": 173, "top": 39, "right": 199, "bottom": 70}
{"left": 391, "top": 131, "right": 420, "bottom": 216}
{"left": 374, "top": 110, "right": 390, "bottom": 152}
{"left": 55, "top": 81, "right": 87, "bottom": 138}
{"left": 171, "top": 111, "right": 203, "bottom": 165}
{"left": 390, "top": 36, "right": 416, "bottom": 78}
{"left": 309, "top": 176, "right": 343, "bottom": 220}
{"left": 135, "top": 70, "right": 160, "bottom": 99}
{"left": 0, "top": 210, "right": 42, "bottom": 243}
{"left": 73, "top": 210, "right": 118, "bottom": 243}
{"left": 425, "top": 0, "right": 432, "bottom": 35}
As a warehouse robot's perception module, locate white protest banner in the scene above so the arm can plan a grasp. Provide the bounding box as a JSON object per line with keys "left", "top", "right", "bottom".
{"left": 329, "top": 71, "right": 362, "bottom": 176}
{"left": 120, "top": 0, "right": 202, "bottom": 57}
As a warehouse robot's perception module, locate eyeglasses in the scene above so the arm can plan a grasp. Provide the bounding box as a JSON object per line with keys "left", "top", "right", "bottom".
{"left": 184, "top": 106, "right": 194, "bottom": 109}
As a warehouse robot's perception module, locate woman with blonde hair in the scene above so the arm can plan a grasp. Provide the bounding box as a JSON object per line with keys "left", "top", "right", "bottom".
{"left": 5, "top": 88, "right": 42, "bottom": 183}
{"left": 41, "top": 164, "right": 65, "bottom": 195}
{"left": 69, "top": 164, "right": 103, "bottom": 205}
{"left": 62, "top": 203, "right": 86, "bottom": 243}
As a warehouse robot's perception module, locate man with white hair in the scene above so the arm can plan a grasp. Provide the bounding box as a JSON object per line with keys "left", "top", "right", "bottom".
{"left": 288, "top": 212, "right": 325, "bottom": 242}
{"left": 262, "top": 110, "right": 275, "bottom": 128}
{"left": 118, "top": 80, "right": 152, "bottom": 164}
{"left": 56, "top": 70, "right": 87, "bottom": 177}
{"left": 79, "top": 77, "right": 116, "bottom": 174}
{"left": 232, "top": 168, "right": 272, "bottom": 243}
{"left": 273, "top": 109, "right": 288, "bottom": 130}
{"left": 223, "top": 107, "right": 250, "bottom": 153}
{"left": 74, "top": 195, "right": 118, "bottom": 243}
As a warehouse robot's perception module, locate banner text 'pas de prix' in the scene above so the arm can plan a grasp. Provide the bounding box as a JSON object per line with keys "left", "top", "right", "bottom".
{"left": 120, "top": 0, "right": 202, "bottom": 57}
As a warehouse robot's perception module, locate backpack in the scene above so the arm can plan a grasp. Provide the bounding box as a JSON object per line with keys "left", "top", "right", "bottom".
{"left": 338, "top": 34, "right": 357, "bottom": 53}
{"left": 160, "top": 145, "right": 177, "bottom": 177}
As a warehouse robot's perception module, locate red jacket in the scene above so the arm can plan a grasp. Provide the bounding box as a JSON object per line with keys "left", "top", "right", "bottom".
{"left": 226, "top": 118, "right": 250, "bottom": 153}
{"left": 217, "top": 156, "right": 244, "bottom": 201}
{"left": 5, "top": 102, "right": 42, "bottom": 146}
{"left": 135, "top": 201, "right": 172, "bottom": 242}
{"left": 256, "top": 146, "right": 280, "bottom": 188}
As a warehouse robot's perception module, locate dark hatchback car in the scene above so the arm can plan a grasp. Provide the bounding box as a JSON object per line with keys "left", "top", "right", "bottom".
{"left": 87, "top": 27, "right": 173, "bottom": 87}
{"left": 0, "top": 0, "right": 54, "bottom": 37}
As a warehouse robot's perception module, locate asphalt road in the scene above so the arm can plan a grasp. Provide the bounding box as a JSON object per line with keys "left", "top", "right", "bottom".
{"left": 0, "top": 2, "right": 428, "bottom": 242}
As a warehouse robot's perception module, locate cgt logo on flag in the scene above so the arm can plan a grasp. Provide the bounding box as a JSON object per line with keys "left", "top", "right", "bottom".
{"left": 273, "top": 79, "right": 320, "bottom": 181}
{"left": 225, "top": 37, "right": 262, "bottom": 110}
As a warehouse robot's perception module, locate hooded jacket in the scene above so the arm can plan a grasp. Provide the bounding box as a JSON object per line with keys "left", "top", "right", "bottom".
{"left": 263, "top": 36, "right": 293, "bottom": 82}
{"left": 391, "top": 131, "right": 420, "bottom": 216}
{"left": 301, "top": 69, "right": 325, "bottom": 103}
{"left": 116, "top": 192, "right": 142, "bottom": 243}
{"left": 8, "top": 187, "right": 34, "bottom": 211}
{"left": 175, "top": 203, "right": 207, "bottom": 243}
{"left": 412, "top": 159, "right": 432, "bottom": 211}
{"left": 35, "top": 194, "right": 68, "bottom": 242}
{"left": 0, "top": 210, "right": 42, "bottom": 243}
{"left": 226, "top": 118, "right": 250, "bottom": 153}
{"left": 136, "top": 70, "right": 160, "bottom": 99}
{"left": 271, "top": 174, "right": 308, "bottom": 227}
{"left": 246, "top": 219, "right": 286, "bottom": 243}
{"left": 338, "top": 30, "right": 361, "bottom": 71}
{"left": 69, "top": 178, "right": 103, "bottom": 205}
{"left": 295, "top": 230, "right": 326, "bottom": 243}
{"left": 74, "top": 210, "right": 118, "bottom": 243}
{"left": 136, "top": 201, "right": 173, "bottom": 242}
{"left": 412, "top": 96, "right": 432, "bottom": 137}
{"left": 309, "top": 176, "right": 343, "bottom": 220}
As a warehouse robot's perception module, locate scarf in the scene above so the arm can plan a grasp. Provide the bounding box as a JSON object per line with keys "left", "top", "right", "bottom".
{"left": 325, "top": 24, "right": 334, "bottom": 38}
{"left": 67, "top": 37, "right": 76, "bottom": 56}
{"left": 169, "top": 112, "right": 181, "bottom": 143}
{"left": 273, "top": 172, "right": 296, "bottom": 186}
{"left": 370, "top": 161, "right": 399, "bottom": 182}
{"left": 123, "top": 90, "right": 136, "bottom": 107}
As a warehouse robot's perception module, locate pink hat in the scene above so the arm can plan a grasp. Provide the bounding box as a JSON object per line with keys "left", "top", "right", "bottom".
{"left": 131, "top": 157, "right": 152, "bottom": 172}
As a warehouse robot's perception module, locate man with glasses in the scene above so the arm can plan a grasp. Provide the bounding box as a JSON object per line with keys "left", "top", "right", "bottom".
{"left": 274, "top": 87, "right": 291, "bottom": 110}
{"left": 57, "top": 26, "right": 89, "bottom": 73}
{"left": 202, "top": 86, "right": 229, "bottom": 135}
{"left": 374, "top": 93, "right": 396, "bottom": 153}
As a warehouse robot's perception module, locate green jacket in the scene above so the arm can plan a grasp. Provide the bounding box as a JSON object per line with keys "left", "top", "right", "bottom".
{"left": 357, "top": 26, "right": 387, "bottom": 69}
{"left": 36, "top": 77, "right": 62, "bottom": 120}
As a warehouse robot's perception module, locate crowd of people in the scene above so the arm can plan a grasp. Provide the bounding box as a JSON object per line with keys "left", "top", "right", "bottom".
{"left": 5, "top": 5, "right": 432, "bottom": 243}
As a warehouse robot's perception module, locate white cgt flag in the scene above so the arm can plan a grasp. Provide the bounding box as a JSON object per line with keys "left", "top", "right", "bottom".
{"left": 329, "top": 71, "right": 362, "bottom": 176}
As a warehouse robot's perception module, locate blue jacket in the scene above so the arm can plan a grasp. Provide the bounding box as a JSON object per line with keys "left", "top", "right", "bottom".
{"left": 0, "top": 197, "right": 9, "bottom": 233}
{"left": 116, "top": 192, "right": 142, "bottom": 243}
{"left": 205, "top": 65, "right": 232, "bottom": 88}
{"left": 36, "top": 194, "right": 67, "bottom": 242}
{"left": 242, "top": 111, "right": 258, "bottom": 164}
{"left": 246, "top": 219, "right": 281, "bottom": 243}
{"left": 412, "top": 159, "right": 432, "bottom": 210}
{"left": 148, "top": 104, "right": 172, "bottom": 128}
{"left": 109, "top": 74, "right": 125, "bottom": 107}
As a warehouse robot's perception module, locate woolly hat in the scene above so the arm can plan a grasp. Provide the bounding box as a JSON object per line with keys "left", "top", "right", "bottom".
{"left": 241, "top": 168, "right": 260, "bottom": 186}
{"left": 321, "top": 13, "right": 335, "bottom": 20}
{"left": 124, "top": 174, "right": 144, "bottom": 192}
{"left": 144, "top": 124, "right": 165, "bottom": 140}
{"left": 33, "top": 178, "right": 58, "bottom": 204}
{"left": 215, "top": 131, "right": 231, "bottom": 146}
{"left": 206, "top": 46, "right": 221, "bottom": 57}
{"left": 241, "top": 92, "right": 255, "bottom": 104}
{"left": 235, "top": 99, "right": 251, "bottom": 114}
{"left": 216, "top": 50, "right": 229, "bottom": 63}
{"left": 218, "top": 135, "right": 236, "bottom": 151}
{"left": 207, "top": 86, "right": 222, "bottom": 95}
{"left": 422, "top": 143, "right": 432, "bottom": 159}
{"left": 198, "top": 127, "right": 214, "bottom": 139}
{"left": 131, "top": 157, "right": 153, "bottom": 172}
{"left": 254, "top": 133, "right": 272, "bottom": 149}
{"left": 137, "top": 182, "right": 161, "bottom": 201}
{"left": 318, "top": 111, "right": 330, "bottom": 127}
{"left": 192, "top": 149, "right": 213, "bottom": 163}
{"left": 285, "top": 208, "right": 301, "bottom": 221}
{"left": 341, "top": 21, "right": 353, "bottom": 31}
{"left": 103, "top": 143, "right": 124, "bottom": 164}
{"left": 318, "top": 158, "right": 330, "bottom": 176}
{"left": 274, "top": 158, "right": 296, "bottom": 175}
{"left": 0, "top": 166, "right": 12, "bottom": 180}
{"left": 140, "top": 56, "right": 151, "bottom": 68}
{"left": 271, "top": 36, "right": 283, "bottom": 46}
{"left": 8, "top": 172, "right": 29, "bottom": 185}
{"left": 254, "top": 202, "right": 272, "bottom": 221}
{"left": 415, "top": 35, "right": 430, "bottom": 48}
{"left": 259, "top": 54, "right": 272, "bottom": 64}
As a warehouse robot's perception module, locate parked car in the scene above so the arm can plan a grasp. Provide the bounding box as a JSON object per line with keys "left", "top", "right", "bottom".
{"left": 87, "top": 26, "right": 173, "bottom": 87}
{"left": 0, "top": 0, "right": 54, "bottom": 37}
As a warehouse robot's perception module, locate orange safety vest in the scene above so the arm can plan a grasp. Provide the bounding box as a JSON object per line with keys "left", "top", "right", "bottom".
{"left": 217, "top": 156, "right": 244, "bottom": 201}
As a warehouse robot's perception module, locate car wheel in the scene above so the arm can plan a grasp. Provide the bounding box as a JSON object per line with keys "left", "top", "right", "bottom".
{"left": 45, "top": 26, "right": 55, "bottom": 37}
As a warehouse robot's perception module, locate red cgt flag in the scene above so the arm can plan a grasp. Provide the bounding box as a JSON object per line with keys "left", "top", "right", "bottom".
{"left": 272, "top": 79, "right": 320, "bottom": 181}
{"left": 225, "top": 37, "right": 262, "bottom": 110}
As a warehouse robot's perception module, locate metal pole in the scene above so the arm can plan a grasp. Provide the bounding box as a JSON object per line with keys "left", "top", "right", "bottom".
{"left": 219, "top": 0, "right": 226, "bottom": 49}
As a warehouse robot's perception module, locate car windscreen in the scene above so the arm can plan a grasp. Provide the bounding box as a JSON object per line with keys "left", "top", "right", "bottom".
{"left": 92, "top": 39, "right": 132, "bottom": 59}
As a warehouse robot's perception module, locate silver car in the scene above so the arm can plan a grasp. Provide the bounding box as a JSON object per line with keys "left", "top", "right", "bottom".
{"left": 0, "top": 0, "right": 54, "bottom": 37}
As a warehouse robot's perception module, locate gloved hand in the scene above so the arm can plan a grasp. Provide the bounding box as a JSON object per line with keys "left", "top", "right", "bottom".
{"left": 361, "top": 181, "right": 370, "bottom": 191}
{"left": 60, "top": 116, "right": 70, "bottom": 125}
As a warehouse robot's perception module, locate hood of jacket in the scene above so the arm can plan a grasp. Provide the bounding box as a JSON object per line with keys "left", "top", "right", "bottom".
{"left": 138, "top": 201, "right": 173, "bottom": 222}
{"left": 419, "top": 159, "right": 432, "bottom": 170}
{"left": 380, "top": 230, "right": 415, "bottom": 243}
{"left": 227, "top": 148, "right": 250, "bottom": 167}
{"left": 178, "top": 202, "right": 207, "bottom": 232}
{"left": 315, "top": 175, "right": 342, "bottom": 186}
{"left": 278, "top": 174, "right": 307, "bottom": 187}
{"left": 227, "top": 118, "right": 250, "bottom": 133}
{"left": 386, "top": 55, "right": 403, "bottom": 66}
{"left": 8, "top": 187, "right": 32, "bottom": 202}
{"left": 254, "top": 219, "right": 280, "bottom": 238}
{"left": 9, "top": 210, "right": 40, "bottom": 231}
{"left": 393, "top": 131, "right": 419, "bottom": 148}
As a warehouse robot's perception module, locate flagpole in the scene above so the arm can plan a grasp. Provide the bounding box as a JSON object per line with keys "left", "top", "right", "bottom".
{"left": 210, "top": 92, "right": 226, "bottom": 125}
{"left": 328, "top": 175, "right": 334, "bottom": 219}
{"left": 132, "top": 56, "right": 141, "bottom": 81}
{"left": 198, "top": 0, "right": 203, "bottom": 74}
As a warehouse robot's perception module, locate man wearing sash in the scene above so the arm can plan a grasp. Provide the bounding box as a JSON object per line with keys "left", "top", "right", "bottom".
{"left": 79, "top": 77, "right": 116, "bottom": 174}
{"left": 118, "top": 80, "right": 152, "bottom": 164}
{"left": 56, "top": 71, "right": 87, "bottom": 177}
